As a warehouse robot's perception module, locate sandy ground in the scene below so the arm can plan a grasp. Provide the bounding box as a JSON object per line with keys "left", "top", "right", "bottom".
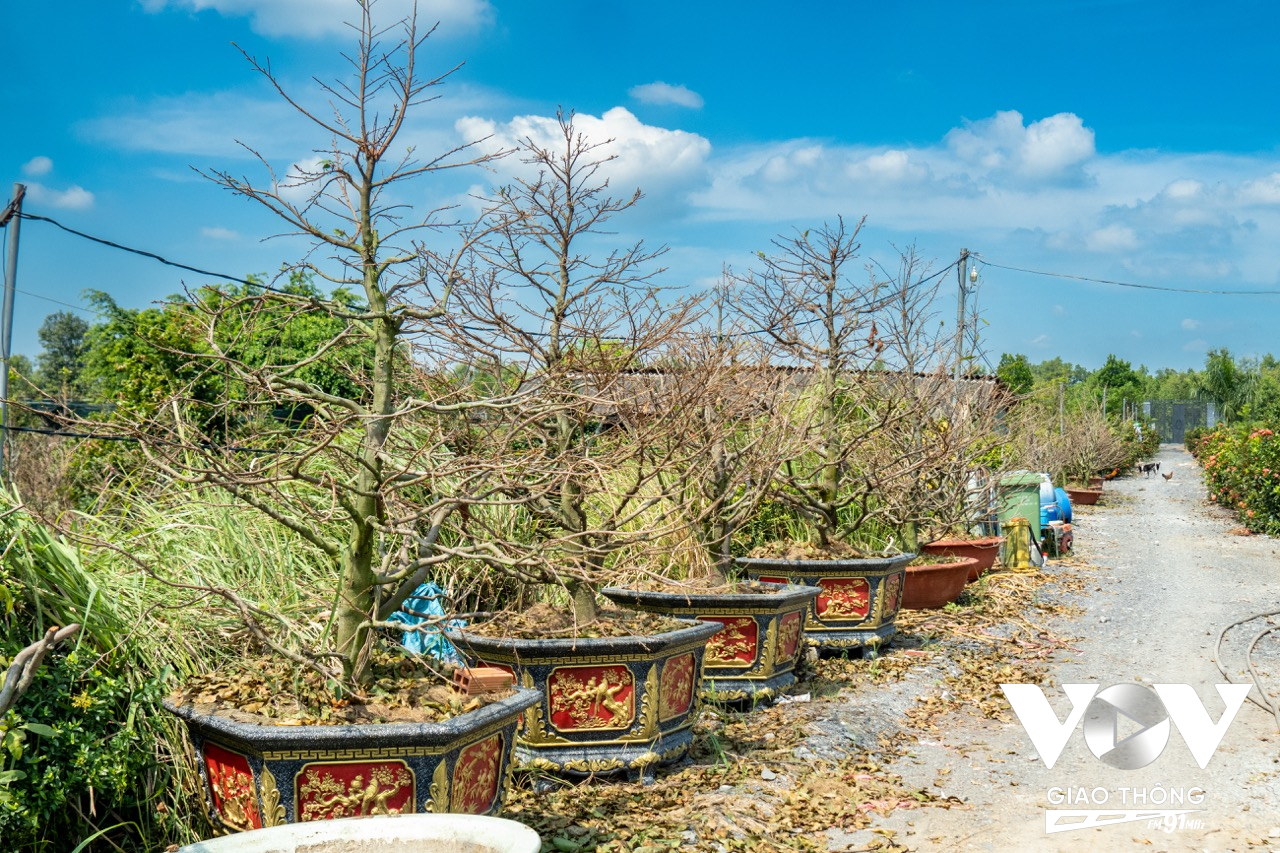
{"left": 834, "top": 445, "right": 1280, "bottom": 852}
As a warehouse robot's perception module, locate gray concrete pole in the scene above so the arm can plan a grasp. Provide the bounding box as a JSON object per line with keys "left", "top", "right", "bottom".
{"left": 1, "top": 183, "right": 26, "bottom": 485}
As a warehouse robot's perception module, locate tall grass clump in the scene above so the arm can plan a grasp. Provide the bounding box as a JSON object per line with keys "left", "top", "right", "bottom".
{"left": 0, "top": 482, "right": 359, "bottom": 850}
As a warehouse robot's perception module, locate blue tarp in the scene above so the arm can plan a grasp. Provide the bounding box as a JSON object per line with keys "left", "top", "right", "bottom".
{"left": 385, "top": 582, "right": 465, "bottom": 665}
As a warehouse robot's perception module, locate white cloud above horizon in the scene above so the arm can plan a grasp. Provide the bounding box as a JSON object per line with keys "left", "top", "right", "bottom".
{"left": 629, "top": 82, "right": 704, "bottom": 109}
{"left": 456, "top": 107, "right": 712, "bottom": 198}
{"left": 22, "top": 156, "right": 53, "bottom": 177}
{"left": 200, "top": 226, "right": 240, "bottom": 240}
{"left": 25, "top": 183, "right": 94, "bottom": 211}
{"left": 138, "top": 0, "right": 492, "bottom": 38}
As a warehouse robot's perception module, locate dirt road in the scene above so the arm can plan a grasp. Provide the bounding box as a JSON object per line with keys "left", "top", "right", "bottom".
{"left": 847, "top": 445, "right": 1280, "bottom": 852}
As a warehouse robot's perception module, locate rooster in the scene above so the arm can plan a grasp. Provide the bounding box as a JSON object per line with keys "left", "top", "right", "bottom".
{"left": 1162, "top": 471, "right": 1174, "bottom": 481}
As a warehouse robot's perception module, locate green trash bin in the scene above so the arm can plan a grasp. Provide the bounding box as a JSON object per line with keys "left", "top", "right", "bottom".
{"left": 997, "top": 472, "right": 1044, "bottom": 542}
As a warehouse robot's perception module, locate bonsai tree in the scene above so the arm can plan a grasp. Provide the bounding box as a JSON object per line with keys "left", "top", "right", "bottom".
{"left": 646, "top": 329, "right": 804, "bottom": 581}
{"left": 42, "top": 2, "right": 507, "bottom": 687}
{"left": 441, "top": 112, "right": 702, "bottom": 625}
{"left": 859, "top": 247, "right": 1010, "bottom": 551}
{"left": 733, "top": 218, "right": 926, "bottom": 555}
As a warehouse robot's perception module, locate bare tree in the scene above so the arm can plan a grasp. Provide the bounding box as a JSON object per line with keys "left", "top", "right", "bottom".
{"left": 47, "top": 3, "right": 508, "bottom": 685}
{"left": 733, "top": 218, "right": 909, "bottom": 551}
{"left": 441, "top": 112, "right": 703, "bottom": 624}
{"left": 862, "top": 246, "right": 1009, "bottom": 550}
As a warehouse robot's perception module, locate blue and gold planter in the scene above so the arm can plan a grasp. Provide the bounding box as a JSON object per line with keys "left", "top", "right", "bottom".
{"left": 164, "top": 688, "right": 540, "bottom": 833}
{"left": 450, "top": 619, "right": 721, "bottom": 783}
{"left": 736, "top": 554, "right": 913, "bottom": 651}
{"left": 599, "top": 582, "right": 820, "bottom": 704}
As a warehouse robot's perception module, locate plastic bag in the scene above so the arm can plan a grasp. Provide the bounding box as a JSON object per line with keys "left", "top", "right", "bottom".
{"left": 385, "top": 581, "right": 465, "bottom": 665}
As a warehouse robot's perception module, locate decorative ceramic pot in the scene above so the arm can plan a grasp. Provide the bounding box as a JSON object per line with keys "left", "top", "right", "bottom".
{"left": 600, "top": 581, "right": 821, "bottom": 704}
{"left": 450, "top": 619, "right": 721, "bottom": 783}
{"left": 735, "top": 553, "right": 913, "bottom": 651}
{"left": 176, "top": 813, "right": 541, "bottom": 853}
{"left": 920, "top": 536, "right": 1002, "bottom": 582}
{"left": 163, "top": 688, "right": 540, "bottom": 832}
{"left": 901, "top": 557, "right": 979, "bottom": 610}
{"left": 1065, "top": 486, "right": 1101, "bottom": 506}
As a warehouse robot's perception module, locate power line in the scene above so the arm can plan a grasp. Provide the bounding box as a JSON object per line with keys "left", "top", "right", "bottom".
{"left": 18, "top": 212, "right": 298, "bottom": 298}
{"left": 978, "top": 258, "right": 1280, "bottom": 296}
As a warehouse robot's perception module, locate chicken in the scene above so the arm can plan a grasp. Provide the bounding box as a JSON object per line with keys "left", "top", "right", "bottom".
{"left": 1162, "top": 471, "right": 1174, "bottom": 481}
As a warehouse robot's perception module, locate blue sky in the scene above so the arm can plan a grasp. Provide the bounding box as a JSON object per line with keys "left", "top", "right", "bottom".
{"left": 5, "top": 0, "right": 1280, "bottom": 372}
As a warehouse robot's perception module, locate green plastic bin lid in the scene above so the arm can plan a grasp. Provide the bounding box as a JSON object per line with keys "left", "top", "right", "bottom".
{"left": 998, "top": 471, "right": 1047, "bottom": 486}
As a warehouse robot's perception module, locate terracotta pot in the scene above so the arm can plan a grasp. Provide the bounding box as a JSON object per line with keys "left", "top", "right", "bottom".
{"left": 1065, "top": 486, "right": 1102, "bottom": 506}
{"left": 163, "top": 688, "right": 541, "bottom": 831}
{"left": 920, "top": 536, "right": 1002, "bottom": 582}
{"left": 601, "top": 582, "right": 821, "bottom": 704}
{"left": 450, "top": 619, "right": 721, "bottom": 783}
{"left": 901, "top": 557, "right": 979, "bottom": 610}
{"left": 1087, "top": 476, "right": 1104, "bottom": 489}
{"left": 735, "top": 553, "right": 913, "bottom": 652}
{"left": 176, "top": 814, "right": 541, "bottom": 853}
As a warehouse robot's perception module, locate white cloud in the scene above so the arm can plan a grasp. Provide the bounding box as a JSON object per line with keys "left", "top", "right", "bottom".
{"left": 1238, "top": 172, "right": 1280, "bottom": 205}
{"left": 1084, "top": 224, "right": 1139, "bottom": 252}
{"left": 81, "top": 92, "right": 303, "bottom": 159}
{"left": 846, "top": 149, "right": 929, "bottom": 184}
{"left": 1183, "top": 338, "right": 1208, "bottom": 353}
{"left": 456, "top": 107, "right": 711, "bottom": 196}
{"left": 1052, "top": 304, "right": 1066, "bottom": 316}
{"left": 1181, "top": 318, "right": 1200, "bottom": 330}
{"left": 945, "top": 110, "right": 1095, "bottom": 182}
{"left": 140, "top": 0, "right": 492, "bottom": 38}
{"left": 25, "top": 183, "right": 94, "bottom": 211}
{"left": 1029, "top": 334, "right": 1049, "bottom": 346}
{"left": 629, "top": 82, "right": 704, "bottom": 109}
{"left": 22, "top": 156, "right": 53, "bottom": 177}
{"left": 201, "top": 226, "right": 240, "bottom": 240}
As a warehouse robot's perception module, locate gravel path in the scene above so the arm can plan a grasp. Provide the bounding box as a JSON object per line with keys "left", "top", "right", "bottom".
{"left": 846, "top": 445, "right": 1280, "bottom": 852}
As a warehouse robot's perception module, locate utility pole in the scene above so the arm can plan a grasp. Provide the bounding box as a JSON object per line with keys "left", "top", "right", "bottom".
{"left": 954, "top": 249, "right": 970, "bottom": 383}
{"left": 0, "top": 183, "right": 25, "bottom": 486}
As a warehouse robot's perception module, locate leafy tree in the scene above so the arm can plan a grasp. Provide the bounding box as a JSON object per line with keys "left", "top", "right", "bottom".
{"left": 34, "top": 312, "right": 89, "bottom": 396}
{"left": 1092, "top": 354, "right": 1139, "bottom": 389}
{"left": 79, "top": 292, "right": 218, "bottom": 414}
{"left": 1199, "top": 348, "right": 1258, "bottom": 425}
{"left": 1029, "top": 356, "right": 1088, "bottom": 387}
{"left": 996, "top": 353, "right": 1034, "bottom": 395}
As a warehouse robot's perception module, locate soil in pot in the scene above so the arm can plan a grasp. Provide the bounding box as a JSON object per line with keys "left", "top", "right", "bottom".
{"left": 901, "top": 556, "right": 979, "bottom": 610}
{"left": 465, "top": 604, "right": 687, "bottom": 641}
{"left": 168, "top": 650, "right": 512, "bottom": 726}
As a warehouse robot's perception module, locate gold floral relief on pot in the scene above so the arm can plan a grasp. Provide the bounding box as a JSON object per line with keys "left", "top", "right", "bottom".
{"left": 622, "top": 665, "right": 660, "bottom": 741}
{"left": 425, "top": 759, "right": 449, "bottom": 813}
{"left": 257, "top": 766, "right": 286, "bottom": 828}
{"left": 701, "top": 616, "right": 759, "bottom": 668}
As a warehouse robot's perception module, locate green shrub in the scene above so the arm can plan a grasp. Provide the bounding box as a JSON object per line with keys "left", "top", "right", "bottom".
{"left": 1197, "top": 425, "right": 1280, "bottom": 534}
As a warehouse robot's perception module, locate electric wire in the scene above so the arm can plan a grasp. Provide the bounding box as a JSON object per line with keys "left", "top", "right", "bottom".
{"left": 978, "top": 258, "right": 1280, "bottom": 297}
{"left": 17, "top": 212, "right": 290, "bottom": 295}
